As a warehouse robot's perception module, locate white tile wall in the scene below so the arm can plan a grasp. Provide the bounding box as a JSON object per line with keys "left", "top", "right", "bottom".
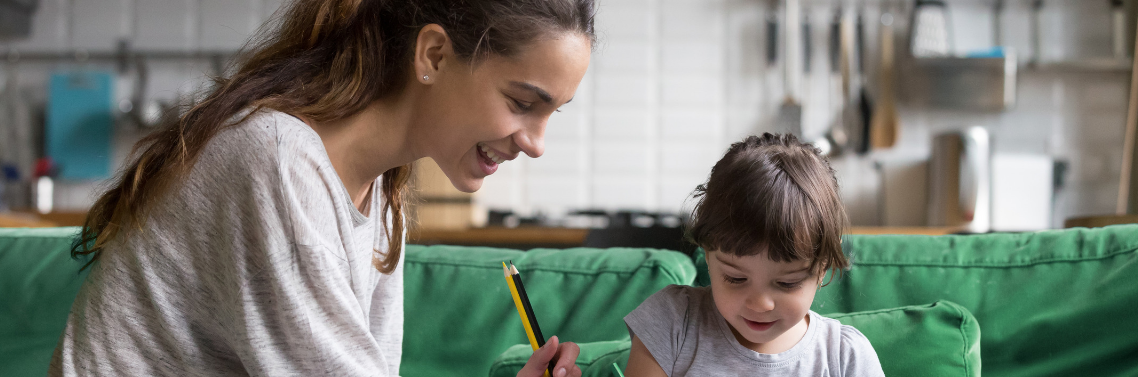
{"left": 0, "top": 0, "right": 1131, "bottom": 227}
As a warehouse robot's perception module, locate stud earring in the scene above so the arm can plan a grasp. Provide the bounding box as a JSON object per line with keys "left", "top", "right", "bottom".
{"left": 423, "top": 75, "right": 429, "bottom": 81}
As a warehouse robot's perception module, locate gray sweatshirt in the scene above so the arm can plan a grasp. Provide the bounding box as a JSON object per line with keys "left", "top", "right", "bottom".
{"left": 50, "top": 110, "right": 404, "bottom": 376}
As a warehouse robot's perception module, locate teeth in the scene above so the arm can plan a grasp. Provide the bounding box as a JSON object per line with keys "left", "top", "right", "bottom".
{"left": 478, "top": 143, "right": 505, "bottom": 164}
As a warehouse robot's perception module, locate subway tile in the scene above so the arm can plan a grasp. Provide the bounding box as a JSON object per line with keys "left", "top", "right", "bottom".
{"left": 660, "top": 108, "right": 720, "bottom": 141}
{"left": 592, "top": 142, "right": 650, "bottom": 174}
{"left": 661, "top": 0, "right": 723, "bottom": 40}
{"left": 8, "top": 0, "right": 67, "bottom": 51}
{"left": 200, "top": 0, "right": 257, "bottom": 50}
{"left": 658, "top": 142, "right": 719, "bottom": 174}
{"left": 657, "top": 174, "right": 706, "bottom": 212}
{"left": 526, "top": 175, "right": 585, "bottom": 209}
{"left": 661, "top": 75, "right": 722, "bottom": 106}
{"left": 595, "top": 4, "right": 652, "bottom": 40}
{"left": 528, "top": 142, "right": 583, "bottom": 174}
{"left": 473, "top": 168, "right": 520, "bottom": 209}
{"left": 593, "top": 107, "right": 650, "bottom": 140}
{"left": 591, "top": 175, "right": 651, "bottom": 210}
{"left": 72, "top": 0, "right": 126, "bottom": 50}
{"left": 594, "top": 40, "right": 651, "bottom": 73}
{"left": 544, "top": 101, "right": 585, "bottom": 141}
{"left": 661, "top": 40, "right": 722, "bottom": 74}
{"left": 725, "top": 105, "right": 765, "bottom": 140}
{"left": 136, "top": 0, "right": 192, "bottom": 50}
{"left": 262, "top": 0, "right": 286, "bottom": 20}
{"left": 595, "top": 74, "right": 652, "bottom": 106}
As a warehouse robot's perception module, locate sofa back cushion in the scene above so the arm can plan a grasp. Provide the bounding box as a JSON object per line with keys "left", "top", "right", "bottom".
{"left": 401, "top": 245, "right": 695, "bottom": 377}
{"left": 0, "top": 227, "right": 89, "bottom": 377}
{"left": 810, "top": 225, "right": 1138, "bottom": 377}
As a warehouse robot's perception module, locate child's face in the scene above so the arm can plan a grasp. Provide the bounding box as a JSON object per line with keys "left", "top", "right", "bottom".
{"left": 706, "top": 250, "right": 821, "bottom": 354}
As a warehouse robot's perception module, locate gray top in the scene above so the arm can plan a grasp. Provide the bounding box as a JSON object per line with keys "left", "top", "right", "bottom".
{"left": 625, "top": 285, "right": 885, "bottom": 377}
{"left": 51, "top": 110, "right": 404, "bottom": 376}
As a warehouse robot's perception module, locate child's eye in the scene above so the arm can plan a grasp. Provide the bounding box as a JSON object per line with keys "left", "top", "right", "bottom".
{"left": 722, "top": 275, "right": 747, "bottom": 285}
{"left": 777, "top": 280, "right": 804, "bottom": 290}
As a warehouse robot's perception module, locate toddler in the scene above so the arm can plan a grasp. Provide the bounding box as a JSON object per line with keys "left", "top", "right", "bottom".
{"left": 624, "top": 133, "right": 885, "bottom": 376}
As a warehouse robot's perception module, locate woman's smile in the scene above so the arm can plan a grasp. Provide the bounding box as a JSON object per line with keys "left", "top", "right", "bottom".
{"left": 476, "top": 142, "right": 515, "bottom": 175}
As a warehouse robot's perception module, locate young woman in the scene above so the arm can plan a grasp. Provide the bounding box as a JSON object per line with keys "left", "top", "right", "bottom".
{"left": 50, "top": 1, "right": 594, "bottom": 376}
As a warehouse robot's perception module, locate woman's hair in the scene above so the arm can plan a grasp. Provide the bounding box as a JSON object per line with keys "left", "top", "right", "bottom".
{"left": 73, "top": 0, "right": 596, "bottom": 273}
{"left": 686, "top": 133, "right": 849, "bottom": 283}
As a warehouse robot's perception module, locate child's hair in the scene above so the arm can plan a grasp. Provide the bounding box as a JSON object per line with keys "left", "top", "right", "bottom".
{"left": 687, "top": 133, "right": 849, "bottom": 283}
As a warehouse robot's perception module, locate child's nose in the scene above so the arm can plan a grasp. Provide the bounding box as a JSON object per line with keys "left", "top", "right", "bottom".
{"left": 745, "top": 292, "right": 776, "bottom": 313}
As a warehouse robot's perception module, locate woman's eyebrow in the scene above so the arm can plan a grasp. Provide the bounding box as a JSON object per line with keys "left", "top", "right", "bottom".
{"left": 509, "top": 81, "right": 573, "bottom": 105}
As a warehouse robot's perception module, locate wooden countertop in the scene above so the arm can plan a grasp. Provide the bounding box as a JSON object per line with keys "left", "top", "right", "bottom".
{"left": 410, "top": 227, "right": 589, "bottom": 246}
{"left": 2, "top": 211, "right": 964, "bottom": 242}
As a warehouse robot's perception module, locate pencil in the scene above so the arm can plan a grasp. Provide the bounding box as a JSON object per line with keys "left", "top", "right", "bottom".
{"left": 503, "top": 262, "right": 541, "bottom": 351}
{"left": 511, "top": 263, "right": 545, "bottom": 347}
{"left": 503, "top": 262, "right": 552, "bottom": 377}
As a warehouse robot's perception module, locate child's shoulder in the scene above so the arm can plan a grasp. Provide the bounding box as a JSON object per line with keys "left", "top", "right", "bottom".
{"left": 642, "top": 285, "right": 713, "bottom": 310}
{"left": 808, "top": 312, "right": 885, "bottom": 376}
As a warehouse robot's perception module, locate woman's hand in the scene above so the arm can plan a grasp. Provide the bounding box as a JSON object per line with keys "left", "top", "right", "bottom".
{"left": 517, "top": 336, "right": 581, "bottom": 377}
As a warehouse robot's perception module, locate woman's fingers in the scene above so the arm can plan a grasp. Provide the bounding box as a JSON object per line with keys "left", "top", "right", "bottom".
{"left": 551, "top": 340, "right": 581, "bottom": 377}
{"left": 518, "top": 336, "right": 559, "bottom": 377}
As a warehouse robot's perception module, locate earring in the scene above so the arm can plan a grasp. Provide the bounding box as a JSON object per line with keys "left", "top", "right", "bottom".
{"left": 423, "top": 75, "right": 430, "bottom": 81}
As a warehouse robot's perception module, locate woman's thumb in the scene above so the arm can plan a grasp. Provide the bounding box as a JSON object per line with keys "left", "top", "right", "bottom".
{"left": 519, "top": 336, "right": 559, "bottom": 377}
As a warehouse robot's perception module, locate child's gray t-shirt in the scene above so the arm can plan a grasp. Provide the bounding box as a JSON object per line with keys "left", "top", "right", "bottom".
{"left": 624, "top": 285, "right": 885, "bottom": 377}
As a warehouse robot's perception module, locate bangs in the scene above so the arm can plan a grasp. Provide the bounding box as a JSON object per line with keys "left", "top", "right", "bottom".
{"left": 686, "top": 134, "right": 847, "bottom": 277}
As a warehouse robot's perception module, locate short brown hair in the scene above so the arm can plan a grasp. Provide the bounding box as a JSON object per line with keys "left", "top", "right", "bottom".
{"left": 687, "top": 133, "right": 849, "bottom": 282}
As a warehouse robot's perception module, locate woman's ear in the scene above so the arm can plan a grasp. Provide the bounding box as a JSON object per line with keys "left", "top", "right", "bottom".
{"left": 413, "top": 24, "right": 451, "bottom": 84}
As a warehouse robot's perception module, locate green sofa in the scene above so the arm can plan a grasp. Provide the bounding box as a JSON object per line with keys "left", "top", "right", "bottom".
{"left": 2, "top": 225, "right": 1136, "bottom": 376}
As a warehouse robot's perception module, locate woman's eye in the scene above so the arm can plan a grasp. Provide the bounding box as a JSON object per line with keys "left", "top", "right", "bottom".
{"left": 722, "top": 275, "right": 746, "bottom": 285}
{"left": 777, "top": 280, "right": 804, "bottom": 290}
{"left": 511, "top": 98, "right": 533, "bottom": 112}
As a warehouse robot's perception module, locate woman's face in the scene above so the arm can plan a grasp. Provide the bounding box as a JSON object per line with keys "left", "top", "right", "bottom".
{"left": 706, "top": 250, "right": 822, "bottom": 354}
{"left": 415, "top": 33, "right": 591, "bottom": 193}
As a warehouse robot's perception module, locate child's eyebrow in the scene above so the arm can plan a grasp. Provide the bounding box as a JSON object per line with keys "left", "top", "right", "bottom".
{"left": 713, "top": 254, "right": 744, "bottom": 270}
{"left": 781, "top": 266, "right": 811, "bottom": 275}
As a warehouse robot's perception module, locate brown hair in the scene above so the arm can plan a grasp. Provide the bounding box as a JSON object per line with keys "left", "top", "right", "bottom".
{"left": 687, "top": 133, "right": 849, "bottom": 283}
{"left": 73, "top": 0, "right": 596, "bottom": 273}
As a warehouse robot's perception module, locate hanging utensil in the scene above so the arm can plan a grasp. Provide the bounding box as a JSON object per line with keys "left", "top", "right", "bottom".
{"left": 870, "top": 7, "right": 899, "bottom": 149}
{"left": 911, "top": 0, "right": 952, "bottom": 58}
{"left": 766, "top": 0, "right": 779, "bottom": 68}
{"left": 813, "top": 6, "right": 846, "bottom": 157}
{"left": 775, "top": 0, "right": 803, "bottom": 137}
{"left": 853, "top": 7, "right": 873, "bottom": 154}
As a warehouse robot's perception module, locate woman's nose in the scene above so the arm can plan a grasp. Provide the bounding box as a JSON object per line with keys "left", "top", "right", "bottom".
{"left": 514, "top": 121, "right": 546, "bottom": 158}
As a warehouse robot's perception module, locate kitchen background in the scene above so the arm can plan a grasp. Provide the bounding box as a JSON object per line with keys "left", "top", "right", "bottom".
{"left": 1, "top": 0, "right": 1135, "bottom": 239}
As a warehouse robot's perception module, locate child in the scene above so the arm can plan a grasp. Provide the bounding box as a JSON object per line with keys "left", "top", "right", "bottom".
{"left": 624, "top": 133, "right": 884, "bottom": 376}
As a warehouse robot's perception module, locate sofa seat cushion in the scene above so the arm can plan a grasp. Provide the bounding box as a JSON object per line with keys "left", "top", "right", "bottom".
{"left": 490, "top": 300, "right": 980, "bottom": 377}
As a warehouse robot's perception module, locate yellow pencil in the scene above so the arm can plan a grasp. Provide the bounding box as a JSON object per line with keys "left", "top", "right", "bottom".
{"left": 504, "top": 262, "right": 541, "bottom": 350}
{"left": 503, "top": 262, "right": 552, "bottom": 377}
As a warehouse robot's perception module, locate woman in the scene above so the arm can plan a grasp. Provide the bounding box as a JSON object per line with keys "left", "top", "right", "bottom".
{"left": 50, "top": 0, "right": 593, "bottom": 376}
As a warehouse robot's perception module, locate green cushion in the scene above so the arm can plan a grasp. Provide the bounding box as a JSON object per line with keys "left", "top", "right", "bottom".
{"left": 490, "top": 339, "right": 631, "bottom": 377}
{"left": 0, "top": 227, "right": 88, "bottom": 377}
{"left": 829, "top": 301, "right": 981, "bottom": 377}
{"left": 812, "top": 225, "right": 1138, "bottom": 377}
{"left": 401, "top": 245, "right": 695, "bottom": 377}
{"left": 489, "top": 300, "right": 980, "bottom": 377}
